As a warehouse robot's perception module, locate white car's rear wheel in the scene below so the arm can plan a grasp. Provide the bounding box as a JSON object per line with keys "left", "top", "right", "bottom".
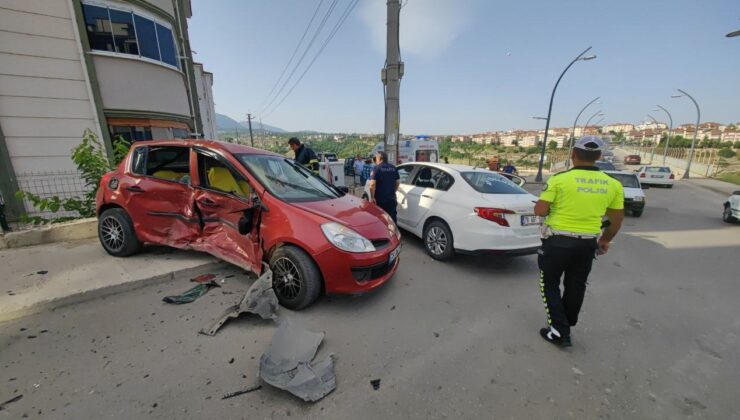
{"left": 424, "top": 220, "right": 454, "bottom": 261}
{"left": 723, "top": 204, "right": 735, "bottom": 223}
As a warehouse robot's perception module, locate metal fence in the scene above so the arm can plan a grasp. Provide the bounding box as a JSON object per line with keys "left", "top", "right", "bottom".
{"left": 14, "top": 170, "right": 91, "bottom": 221}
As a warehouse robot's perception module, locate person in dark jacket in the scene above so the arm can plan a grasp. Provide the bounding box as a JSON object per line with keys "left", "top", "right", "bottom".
{"left": 368, "top": 151, "right": 400, "bottom": 224}
{"left": 288, "top": 137, "right": 319, "bottom": 173}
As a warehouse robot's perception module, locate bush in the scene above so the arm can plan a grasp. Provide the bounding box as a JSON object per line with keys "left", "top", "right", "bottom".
{"left": 718, "top": 148, "right": 737, "bottom": 158}
{"left": 16, "top": 130, "right": 129, "bottom": 224}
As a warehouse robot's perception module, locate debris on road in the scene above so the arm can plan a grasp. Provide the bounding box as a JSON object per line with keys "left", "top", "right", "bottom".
{"left": 162, "top": 281, "right": 220, "bottom": 305}
{"left": 221, "top": 384, "right": 262, "bottom": 400}
{"left": 0, "top": 394, "right": 23, "bottom": 410}
{"left": 37, "top": 270, "right": 48, "bottom": 275}
{"left": 200, "top": 267, "right": 277, "bottom": 336}
{"left": 259, "top": 319, "right": 336, "bottom": 402}
{"left": 190, "top": 273, "right": 216, "bottom": 283}
{"left": 371, "top": 379, "right": 381, "bottom": 390}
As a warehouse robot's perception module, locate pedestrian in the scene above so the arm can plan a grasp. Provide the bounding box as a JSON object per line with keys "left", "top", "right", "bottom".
{"left": 288, "top": 137, "right": 319, "bottom": 173}
{"left": 502, "top": 160, "right": 517, "bottom": 175}
{"left": 368, "top": 151, "right": 400, "bottom": 224}
{"left": 0, "top": 190, "right": 10, "bottom": 232}
{"left": 353, "top": 154, "right": 364, "bottom": 184}
{"left": 443, "top": 156, "right": 450, "bottom": 164}
{"left": 533, "top": 136, "right": 624, "bottom": 348}
{"left": 360, "top": 158, "right": 374, "bottom": 186}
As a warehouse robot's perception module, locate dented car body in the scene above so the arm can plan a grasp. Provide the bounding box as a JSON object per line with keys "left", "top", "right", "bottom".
{"left": 95, "top": 140, "right": 401, "bottom": 309}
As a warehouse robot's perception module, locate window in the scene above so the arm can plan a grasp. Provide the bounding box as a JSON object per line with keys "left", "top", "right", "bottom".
{"left": 83, "top": 4, "right": 114, "bottom": 52}
{"left": 607, "top": 173, "right": 640, "bottom": 188}
{"left": 132, "top": 146, "right": 190, "bottom": 182}
{"left": 131, "top": 146, "right": 146, "bottom": 174}
{"left": 415, "top": 150, "right": 438, "bottom": 163}
{"left": 197, "top": 153, "right": 251, "bottom": 198}
{"left": 172, "top": 128, "right": 189, "bottom": 139}
{"left": 238, "top": 154, "right": 340, "bottom": 203}
{"left": 133, "top": 15, "right": 159, "bottom": 60}
{"left": 413, "top": 167, "right": 454, "bottom": 191}
{"left": 81, "top": 3, "right": 178, "bottom": 69}
{"left": 461, "top": 172, "right": 528, "bottom": 195}
{"left": 646, "top": 167, "right": 671, "bottom": 173}
{"left": 398, "top": 165, "right": 415, "bottom": 184}
{"left": 112, "top": 126, "right": 152, "bottom": 142}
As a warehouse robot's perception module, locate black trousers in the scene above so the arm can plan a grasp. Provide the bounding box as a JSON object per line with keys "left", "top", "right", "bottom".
{"left": 0, "top": 204, "right": 10, "bottom": 231}
{"left": 537, "top": 236, "right": 597, "bottom": 338}
{"left": 376, "top": 200, "right": 397, "bottom": 224}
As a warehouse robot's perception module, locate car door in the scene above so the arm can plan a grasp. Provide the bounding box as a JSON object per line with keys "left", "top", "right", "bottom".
{"left": 404, "top": 166, "right": 454, "bottom": 229}
{"left": 122, "top": 145, "right": 199, "bottom": 247}
{"left": 192, "top": 148, "right": 264, "bottom": 274}
{"left": 395, "top": 164, "right": 418, "bottom": 228}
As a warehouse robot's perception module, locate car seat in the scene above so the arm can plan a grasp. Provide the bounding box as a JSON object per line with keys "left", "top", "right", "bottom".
{"left": 207, "top": 167, "right": 250, "bottom": 198}
{"left": 416, "top": 167, "right": 435, "bottom": 188}
{"left": 152, "top": 170, "right": 186, "bottom": 181}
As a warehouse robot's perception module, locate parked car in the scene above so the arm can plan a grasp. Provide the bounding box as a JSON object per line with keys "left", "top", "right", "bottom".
{"left": 723, "top": 191, "right": 740, "bottom": 223}
{"left": 604, "top": 171, "right": 646, "bottom": 217}
{"left": 595, "top": 161, "right": 616, "bottom": 171}
{"left": 602, "top": 150, "right": 615, "bottom": 163}
{"left": 636, "top": 166, "right": 674, "bottom": 188}
{"left": 366, "top": 163, "right": 540, "bottom": 260}
{"left": 344, "top": 158, "right": 356, "bottom": 176}
{"left": 95, "top": 140, "right": 401, "bottom": 309}
{"left": 624, "top": 154, "right": 641, "bottom": 165}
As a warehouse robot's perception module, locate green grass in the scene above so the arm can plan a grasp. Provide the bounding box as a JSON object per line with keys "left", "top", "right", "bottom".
{"left": 716, "top": 171, "right": 740, "bottom": 185}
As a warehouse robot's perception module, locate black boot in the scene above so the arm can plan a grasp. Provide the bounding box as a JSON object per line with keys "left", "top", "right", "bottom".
{"left": 539, "top": 327, "right": 572, "bottom": 348}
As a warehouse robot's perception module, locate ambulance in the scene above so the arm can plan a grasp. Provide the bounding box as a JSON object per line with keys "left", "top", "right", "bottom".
{"left": 371, "top": 136, "right": 440, "bottom": 164}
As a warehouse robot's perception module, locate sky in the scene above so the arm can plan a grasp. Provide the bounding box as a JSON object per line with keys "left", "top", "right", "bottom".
{"left": 189, "top": 0, "right": 740, "bottom": 134}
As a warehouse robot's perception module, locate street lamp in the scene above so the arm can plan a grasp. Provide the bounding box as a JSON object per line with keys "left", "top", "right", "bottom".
{"left": 583, "top": 110, "right": 604, "bottom": 131}
{"left": 534, "top": 46, "right": 597, "bottom": 182}
{"left": 727, "top": 29, "right": 740, "bottom": 37}
{"left": 672, "top": 89, "right": 701, "bottom": 179}
{"left": 565, "top": 97, "right": 601, "bottom": 168}
{"left": 653, "top": 105, "right": 674, "bottom": 165}
{"left": 646, "top": 113, "right": 661, "bottom": 163}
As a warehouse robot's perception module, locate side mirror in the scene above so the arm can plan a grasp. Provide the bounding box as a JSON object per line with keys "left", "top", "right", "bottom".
{"left": 238, "top": 207, "right": 254, "bottom": 235}
{"left": 337, "top": 186, "right": 350, "bottom": 195}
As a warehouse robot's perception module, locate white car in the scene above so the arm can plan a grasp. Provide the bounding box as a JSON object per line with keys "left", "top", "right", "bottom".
{"left": 637, "top": 166, "right": 674, "bottom": 188}
{"left": 723, "top": 191, "right": 740, "bottom": 223}
{"left": 366, "top": 163, "right": 541, "bottom": 260}
{"left": 604, "top": 171, "right": 646, "bottom": 217}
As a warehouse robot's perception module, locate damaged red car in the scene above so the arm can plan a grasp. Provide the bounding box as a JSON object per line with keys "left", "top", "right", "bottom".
{"left": 95, "top": 140, "right": 401, "bottom": 309}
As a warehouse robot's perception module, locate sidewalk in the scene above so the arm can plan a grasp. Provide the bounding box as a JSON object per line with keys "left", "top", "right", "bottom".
{"left": 0, "top": 238, "right": 223, "bottom": 322}
{"left": 686, "top": 178, "right": 739, "bottom": 197}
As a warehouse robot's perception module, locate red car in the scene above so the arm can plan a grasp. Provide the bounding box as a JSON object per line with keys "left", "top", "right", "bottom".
{"left": 95, "top": 140, "right": 401, "bottom": 309}
{"left": 624, "top": 154, "right": 641, "bottom": 165}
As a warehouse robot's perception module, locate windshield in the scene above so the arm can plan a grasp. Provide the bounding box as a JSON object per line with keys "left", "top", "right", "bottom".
{"left": 607, "top": 173, "right": 641, "bottom": 188}
{"left": 595, "top": 161, "right": 616, "bottom": 170}
{"left": 237, "top": 154, "right": 340, "bottom": 202}
{"left": 461, "top": 171, "right": 528, "bottom": 194}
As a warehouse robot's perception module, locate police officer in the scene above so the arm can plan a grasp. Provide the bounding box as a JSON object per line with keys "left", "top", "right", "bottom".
{"left": 0, "top": 190, "right": 10, "bottom": 232}
{"left": 368, "top": 151, "right": 400, "bottom": 224}
{"left": 288, "top": 137, "right": 319, "bottom": 173}
{"left": 533, "top": 136, "right": 624, "bottom": 347}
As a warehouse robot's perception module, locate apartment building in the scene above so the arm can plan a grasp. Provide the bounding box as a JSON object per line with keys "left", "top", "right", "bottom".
{"left": 0, "top": 0, "right": 215, "bottom": 218}
{"left": 602, "top": 123, "right": 634, "bottom": 133}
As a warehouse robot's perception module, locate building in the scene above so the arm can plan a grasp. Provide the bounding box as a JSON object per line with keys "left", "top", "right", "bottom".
{"left": 602, "top": 123, "right": 634, "bottom": 133}
{"left": 0, "top": 0, "right": 215, "bottom": 219}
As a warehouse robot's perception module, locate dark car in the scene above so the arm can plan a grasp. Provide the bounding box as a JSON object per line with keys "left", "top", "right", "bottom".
{"left": 595, "top": 161, "right": 616, "bottom": 171}
{"left": 624, "top": 154, "right": 641, "bottom": 165}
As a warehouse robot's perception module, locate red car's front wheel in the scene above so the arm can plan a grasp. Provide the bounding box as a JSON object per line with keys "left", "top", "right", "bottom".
{"left": 270, "top": 245, "right": 322, "bottom": 310}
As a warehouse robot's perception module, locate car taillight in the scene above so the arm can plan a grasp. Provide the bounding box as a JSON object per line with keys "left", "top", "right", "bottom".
{"left": 640, "top": 173, "right": 646, "bottom": 178}
{"left": 669, "top": 173, "right": 675, "bottom": 179}
{"left": 474, "top": 207, "right": 514, "bottom": 227}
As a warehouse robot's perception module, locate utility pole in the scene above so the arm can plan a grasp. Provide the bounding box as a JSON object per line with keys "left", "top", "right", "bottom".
{"left": 382, "top": 0, "right": 403, "bottom": 164}
{"left": 259, "top": 117, "right": 264, "bottom": 148}
{"left": 246, "top": 113, "right": 255, "bottom": 148}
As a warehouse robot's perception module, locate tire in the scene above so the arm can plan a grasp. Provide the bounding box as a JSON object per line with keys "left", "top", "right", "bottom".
{"left": 632, "top": 209, "right": 643, "bottom": 217}
{"left": 270, "top": 245, "right": 322, "bottom": 310}
{"left": 423, "top": 220, "right": 455, "bottom": 261}
{"left": 667, "top": 184, "right": 674, "bottom": 189}
{"left": 723, "top": 204, "right": 735, "bottom": 223}
{"left": 98, "top": 208, "right": 142, "bottom": 257}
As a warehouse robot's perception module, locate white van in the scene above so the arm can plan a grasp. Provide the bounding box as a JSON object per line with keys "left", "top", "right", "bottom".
{"left": 371, "top": 137, "right": 440, "bottom": 164}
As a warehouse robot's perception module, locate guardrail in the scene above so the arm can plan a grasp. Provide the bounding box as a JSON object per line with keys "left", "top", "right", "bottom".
{"left": 619, "top": 147, "right": 718, "bottom": 177}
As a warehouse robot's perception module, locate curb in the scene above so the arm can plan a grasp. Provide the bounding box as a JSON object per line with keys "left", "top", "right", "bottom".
{"left": 0, "top": 261, "right": 227, "bottom": 323}
{"left": 690, "top": 181, "right": 737, "bottom": 198}
{"left": 0, "top": 218, "right": 97, "bottom": 250}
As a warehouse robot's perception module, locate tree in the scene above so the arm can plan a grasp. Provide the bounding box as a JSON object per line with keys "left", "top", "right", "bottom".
{"left": 718, "top": 148, "right": 737, "bottom": 158}
{"left": 548, "top": 140, "right": 558, "bottom": 150}
{"left": 511, "top": 139, "right": 519, "bottom": 146}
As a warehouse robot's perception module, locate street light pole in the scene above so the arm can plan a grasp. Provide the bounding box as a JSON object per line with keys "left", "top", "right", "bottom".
{"left": 672, "top": 89, "right": 701, "bottom": 179}
{"left": 534, "top": 46, "right": 596, "bottom": 182}
{"left": 646, "top": 113, "right": 660, "bottom": 163}
{"left": 583, "top": 109, "right": 604, "bottom": 131}
{"left": 654, "top": 105, "right": 673, "bottom": 165}
{"left": 565, "top": 97, "right": 600, "bottom": 168}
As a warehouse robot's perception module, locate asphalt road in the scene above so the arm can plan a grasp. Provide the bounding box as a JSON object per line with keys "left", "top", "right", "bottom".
{"left": 1, "top": 163, "right": 739, "bottom": 419}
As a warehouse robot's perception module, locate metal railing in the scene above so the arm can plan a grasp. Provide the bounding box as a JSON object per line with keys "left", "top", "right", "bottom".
{"left": 13, "top": 170, "right": 91, "bottom": 221}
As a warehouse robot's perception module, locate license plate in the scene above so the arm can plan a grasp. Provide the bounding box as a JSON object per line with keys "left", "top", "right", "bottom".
{"left": 521, "top": 215, "right": 541, "bottom": 226}
{"left": 389, "top": 246, "right": 401, "bottom": 265}
{"left": 650, "top": 175, "right": 662, "bottom": 178}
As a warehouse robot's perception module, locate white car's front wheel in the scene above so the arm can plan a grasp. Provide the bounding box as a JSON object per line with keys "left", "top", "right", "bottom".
{"left": 723, "top": 204, "right": 736, "bottom": 223}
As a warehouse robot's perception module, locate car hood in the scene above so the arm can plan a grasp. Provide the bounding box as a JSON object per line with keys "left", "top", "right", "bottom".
{"left": 291, "top": 195, "right": 387, "bottom": 228}
{"left": 478, "top": 193, "right": 538, "bottom": 213}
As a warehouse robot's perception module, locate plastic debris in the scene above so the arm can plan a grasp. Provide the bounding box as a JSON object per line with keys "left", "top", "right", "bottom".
{"left": 163, "top": 281, "right": 220, "bottom": 304}
{"left": 371, "top": 379, "right": 381, "bottom": 390}
{"left": 221, "top": 384, "right": 262, "bottom": 400}
{"left": 200, "top": 266, "right": 277, "bottom": 336}
{"left": 190, "top": 273, "right": 216, "bottom": 283}
{"left": 259, "top": 319, "right": 336, "bottom": 402}
{"left": 0, "top": 394, "right": 22, "bottom": 411}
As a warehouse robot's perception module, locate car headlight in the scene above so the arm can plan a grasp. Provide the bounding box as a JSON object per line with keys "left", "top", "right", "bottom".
{"left": 633, "top": 196, "right": 644, "bottom": 202}
{"left": 321, "top": 222, "right": 376, "bottom": 253}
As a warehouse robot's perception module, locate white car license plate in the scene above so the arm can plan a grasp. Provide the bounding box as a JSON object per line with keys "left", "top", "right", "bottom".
{"left": 389, "top": 246, "right": 401, "bottom": 265}
{"left": 650, "top": 175, "right": 662, "bottom": 178}
{"left": 521, "top": 215, "right": 541, "bottom": 226}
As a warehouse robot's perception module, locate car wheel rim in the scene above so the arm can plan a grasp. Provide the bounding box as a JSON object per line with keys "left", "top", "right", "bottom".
{"left": 273, "top": 257, "right": 302, "bottom": 300}
{"left": 101, "top": 216, "right": 124, "bottom": 251}
{"left": 724, "top": 207, "right": 731, "bottom": 220}
{"left": 426, "top": 226, "right": 448, "bottom": 256}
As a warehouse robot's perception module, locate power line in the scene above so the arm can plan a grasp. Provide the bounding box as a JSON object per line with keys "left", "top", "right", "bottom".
{"left": 262, "top": 0, "right": 361, "bottom": 119}
{"left": 260, "top": 0, "right": 340, "bottom": 116}
{"left": 258, "top": 0, "right": 325, "bottom": 111}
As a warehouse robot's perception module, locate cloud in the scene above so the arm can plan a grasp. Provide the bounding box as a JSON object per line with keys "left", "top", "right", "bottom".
{"left": 360, "top": 0, "right": 472, "bottom": 59}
